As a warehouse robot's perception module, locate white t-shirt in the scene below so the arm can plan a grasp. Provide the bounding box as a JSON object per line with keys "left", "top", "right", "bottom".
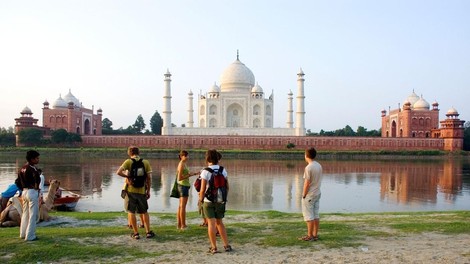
{"left": 303, "top": 160, "right": 322, "bottom": 197}
{"left": 200, "top": 165, "right": 228, "bottom": 203}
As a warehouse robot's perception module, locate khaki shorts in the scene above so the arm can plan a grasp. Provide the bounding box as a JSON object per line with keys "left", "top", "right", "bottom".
{"left": 302, "top": 194, "right": 321, "bottom": 221}
{"left": 202, "top": 201, "right": 226, "bottom": 219}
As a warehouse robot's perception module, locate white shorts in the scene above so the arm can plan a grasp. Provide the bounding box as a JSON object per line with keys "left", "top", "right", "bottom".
{"left": 302, "top": 194, "right": 321, "bottom": 221}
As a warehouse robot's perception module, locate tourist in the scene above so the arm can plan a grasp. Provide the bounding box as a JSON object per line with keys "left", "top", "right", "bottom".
{"left": 298, "top": 147, "right": 323, "bottom": 242}
{"left": 0, "top": 182, "right": 21, "bottom": 213}
{"left": 116, "top": 146, "right": 155, "bottom": 239}
{"left": 198, "top": 149, "right": 232, "bottom": 254}
{"left": 17, "top": 150, "right": 41, "bottom": 241}
{"left": 175, "top": 150, "right": 198, "bottom": 230}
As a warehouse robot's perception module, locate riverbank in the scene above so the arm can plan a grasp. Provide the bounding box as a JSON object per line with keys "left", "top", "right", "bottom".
{"left": 1, "top": 210, "right": 469, "bottom": 263}
{"left": 1, "top": 146, "right": 467, "bottom": 160}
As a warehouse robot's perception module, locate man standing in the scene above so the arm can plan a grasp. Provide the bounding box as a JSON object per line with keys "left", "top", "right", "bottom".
{"left": 299, "top": 147, "right": 323, "bottom": 242}
{"left": 116, "top": 146, "right": 155, "bottom": 239}
{"left": 18, "top": 150, "right": 41, "bottom": 241}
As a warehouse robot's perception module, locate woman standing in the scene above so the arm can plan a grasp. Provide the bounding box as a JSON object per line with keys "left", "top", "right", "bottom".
{"left": 198, "top": 149, "right": 232, "bottom": 254}
{"left": 176, "top": 150, "right": 198, "bottom": 230}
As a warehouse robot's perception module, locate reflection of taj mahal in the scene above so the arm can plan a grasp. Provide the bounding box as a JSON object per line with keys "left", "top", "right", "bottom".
{"left": 162, "top": 52, "right": 306, "bottom": 136}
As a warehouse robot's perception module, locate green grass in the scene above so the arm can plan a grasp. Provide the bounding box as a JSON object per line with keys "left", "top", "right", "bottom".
{"left": 1, "top": 210, "right": 469, "bottom": 263}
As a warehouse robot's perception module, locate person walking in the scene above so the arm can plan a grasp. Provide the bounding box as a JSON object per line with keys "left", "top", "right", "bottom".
{"left": 298, "top": 147, "right": 323, "bottom": 242}
{"left": 176, "top": 150, "right": 198, "bottom": 230}
{"left": 17, "top": 150, "right": 41, "bottom": 241}
{"left": 198, "top": 149, "right": 232, "bottom": 254}
{"left": 116, "top": 146, "right": 155, "bottom": 239}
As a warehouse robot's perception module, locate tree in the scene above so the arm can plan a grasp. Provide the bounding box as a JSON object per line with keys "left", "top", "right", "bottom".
{"left": 0, "top": 127, "right": 15, "bottom": 146}
{"left": 464, "top": 121, "right": 470, "bottom": 151}
{"left": 102, "top": 118, "right": 113, "bottom": 130}
{"left": 150, "top": 111, "right": 163, "bottom": 135}
{"left": 51, "top": 129, "right": 69, "bottom": 143}
{"left": 18, "top": 128, "right": 43, "bottom": 146}
{"left": 132, "top": 114, "right": 146, "bottom": 133}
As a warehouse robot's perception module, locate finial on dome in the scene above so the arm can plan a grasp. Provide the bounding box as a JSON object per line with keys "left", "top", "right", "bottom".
{"left": 236, "top": 50, "right": 239, "bottom": 61}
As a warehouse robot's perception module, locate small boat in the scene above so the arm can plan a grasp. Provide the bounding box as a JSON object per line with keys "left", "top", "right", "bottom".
{"left": 53, "top": 188, "right": 81, "bottom": 210}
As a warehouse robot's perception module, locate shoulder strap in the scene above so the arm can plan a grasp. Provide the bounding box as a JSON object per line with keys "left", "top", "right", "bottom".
{"left": 204, "top": 167, "right": 214, "bottom": 173}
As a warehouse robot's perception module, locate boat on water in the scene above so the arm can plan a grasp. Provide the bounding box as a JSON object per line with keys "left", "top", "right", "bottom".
{"left": 53, "top": 189, "right": 81, "bottom": 210}
{"left": 43, "top": 185, "right": 81, "bottom": 210}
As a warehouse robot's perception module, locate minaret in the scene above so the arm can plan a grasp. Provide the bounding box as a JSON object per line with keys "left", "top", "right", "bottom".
{"left": 295, "top": 68, "right": 306, "bottom": 136}
{"left": 187, "top": 90, "right": 194, "bottom": 128}
{"left": 162, "top": 69, "right": 172, "bottom": 135}
{"left": 287, "top": 90, "right": 293, "bottom": 128}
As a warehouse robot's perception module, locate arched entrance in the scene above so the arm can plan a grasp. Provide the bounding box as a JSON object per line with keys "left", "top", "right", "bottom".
{"left": 226, "top": 103, "right": 244, "bottom": 128}
{"left": 391, "top": 120, "right": 397, "bottom": 137}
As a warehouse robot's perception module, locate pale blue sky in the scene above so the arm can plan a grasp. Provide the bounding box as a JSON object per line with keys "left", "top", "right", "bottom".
{"left": 1, "top": 0, "right": 469, "bottom": 132}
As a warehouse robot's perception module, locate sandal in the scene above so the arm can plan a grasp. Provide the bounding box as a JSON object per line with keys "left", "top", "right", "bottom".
{"left": 313, "top": 236, "right": 319, "bottom": 241}
{"left": 298, "top": 235, "right": 314, "bottom": 241}
{"left": 208, "top": 247, "right": 219, "bottom": 254}
{"left": 224, "top": 245, "right": 233, "bottom": 252}
{"left": 146, "top": 231, "right": 155, "bottom": 239}
{"left": 200, "top": 223, "right": 208, "bottom": 227}
{"left": 131, "top": 233, "right": 140, "bottom": 240}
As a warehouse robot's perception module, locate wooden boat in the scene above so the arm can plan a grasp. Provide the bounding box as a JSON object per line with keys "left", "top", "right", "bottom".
{"left": 53, "top": 188, "right": 81, "bottom": 210}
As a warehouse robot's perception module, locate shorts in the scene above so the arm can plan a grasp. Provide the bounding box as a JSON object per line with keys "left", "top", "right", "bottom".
{"left": 302, "top": 194, "right": 321, "bottom": 221}
{"left": 177, "top": 185, "right": 190, "bottom": 197}
{"left": 124, "top": 192, "right": 149, "bottom": 214}
{"left": 202, "top": 202, "right": 226, "bottom": 219}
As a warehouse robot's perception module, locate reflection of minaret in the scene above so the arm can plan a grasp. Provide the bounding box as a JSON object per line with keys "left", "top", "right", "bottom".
{"left": 187, "top": 90, "right": 194, "bottom": 128}
{"left": 162, "top": 69, "right": 172, "bottom": 135}
{"left": 295, "top": 68, "right": 306, "bottom": 136}
{"left": 439, "top": 159, "right": 462, "bottom": 201}
{"left": 287, "top": 90, "right": 293, "bottom": 128}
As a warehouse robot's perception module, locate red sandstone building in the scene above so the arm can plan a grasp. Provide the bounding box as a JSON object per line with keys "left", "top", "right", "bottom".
{"left": 15, "top": 90, "right": 102, "bottom": 139}
{"left": 381, "top": 91, "right": 465, "bottom": 151}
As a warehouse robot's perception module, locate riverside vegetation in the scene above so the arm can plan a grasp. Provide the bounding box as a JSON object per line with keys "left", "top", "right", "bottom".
{"left": 0, "top": 210, "right": 469, "bottom": 263}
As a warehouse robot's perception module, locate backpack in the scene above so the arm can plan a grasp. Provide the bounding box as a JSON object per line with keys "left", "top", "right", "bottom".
{"left": 128, "top": 158, "right": 147, "bottom": 188}
{"left": 203, "top": 166, "right": 227, "bottom": 203}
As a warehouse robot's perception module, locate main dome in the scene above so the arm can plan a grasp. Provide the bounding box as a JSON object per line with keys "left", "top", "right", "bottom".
{"left": 219, "top": 59, "right": 255, "bottom": 93}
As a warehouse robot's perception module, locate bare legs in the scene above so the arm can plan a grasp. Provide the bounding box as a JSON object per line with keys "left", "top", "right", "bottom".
{"left": 177, "top": 196, "right": 188, "bottom": 229}
{"left": 207, "top": 218, "right": 229, "bottom": 251}
{"left": 306, "top": 218, "right": 320, "bottom": 239}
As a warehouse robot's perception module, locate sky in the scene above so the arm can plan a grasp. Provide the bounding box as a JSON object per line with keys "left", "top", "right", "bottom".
{"left": 1, "top": 0, "right": 469, "bottom": 133}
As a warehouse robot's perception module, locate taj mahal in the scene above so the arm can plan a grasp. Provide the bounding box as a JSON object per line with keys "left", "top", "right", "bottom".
{"left": 161, "top": 52, "right": 306, "bottom": 136}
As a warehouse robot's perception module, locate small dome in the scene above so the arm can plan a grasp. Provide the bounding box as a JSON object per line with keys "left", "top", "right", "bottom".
{"left": 432, "top": 100, "right": 439, "bottom": 106}
{"left": 446, "top": 107, "right": 459, "bottom": 116}
{"left": 209, "top": 83, "right": 220, "bottom": 93}
{"left": 404, "top": 91, "right": 420, "bottom": 106}
{"left": 43, "top": 100, "right": 49, "bottom": 105}
{"left": 251, "top": 83, "right": 263, "bottom": 93}
{"left": 219, "top": 58, "right": 255, "bottom": 92}
{"left": 413, "top": 97, "right": 430, "bottom": 110}
{"left": 53, "top": 95, "right": 68, "bottom": 108}
{"left": 21, "top": 106, "right": 32, "bottom": 114}
{"left": 64, "top": 89, "right": 80, "bottom": 107}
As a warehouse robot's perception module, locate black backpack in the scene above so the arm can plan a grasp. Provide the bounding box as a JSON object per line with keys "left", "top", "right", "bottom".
{"left": 204, "top": 166, "right": 228, "bottom": 203}
{"left": 128, "top": 158, "right": 147, "bottom": 188}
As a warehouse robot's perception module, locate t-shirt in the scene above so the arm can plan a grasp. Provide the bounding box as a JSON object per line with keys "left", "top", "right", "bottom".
{"left": 303, "top": 160, "right": 322, "bottom": 197}
{"left": 119, "top": 156, "right": 152, "bottom": 194}
{"left": 200, "top": 165, "right": 227, "bottom": 203}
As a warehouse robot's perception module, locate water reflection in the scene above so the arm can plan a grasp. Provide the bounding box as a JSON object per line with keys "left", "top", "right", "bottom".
{"left": 0, "top": 153, "right": 469, "bottom": 213}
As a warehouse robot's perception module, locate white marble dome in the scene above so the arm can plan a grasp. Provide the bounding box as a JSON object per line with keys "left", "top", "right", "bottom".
{"left": 21, "top": 106, "right": 32, "bottom": 114}
{"left": 209, "top": 82, "right": 220, "bottom": 93}
{"left": 404, "top": 91, "right": 420, "bottom": 106}
{"left": 64, "top": 90, "right": 80, "bottom": 107}
{"left": 446, "top": 107, "right": 459, "bottom": 116}
{"left": 219, "top": 59, "right": 255, "bottom": 92}
{"left": 413, "top": 97, "right": 430, "bottom": 110}
{"left": 53, "top": 95, "right": 68, "bottom": 108}
{"left": 251, "top": 83, "right": 263, "bottom": 93}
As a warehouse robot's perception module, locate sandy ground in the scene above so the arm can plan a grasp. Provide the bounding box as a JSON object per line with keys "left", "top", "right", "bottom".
{"left": 115, "top": 232, "right": 470, "bottom": 264}
{"left": 38, "top": 214, "right": 470, "bottom": 264}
